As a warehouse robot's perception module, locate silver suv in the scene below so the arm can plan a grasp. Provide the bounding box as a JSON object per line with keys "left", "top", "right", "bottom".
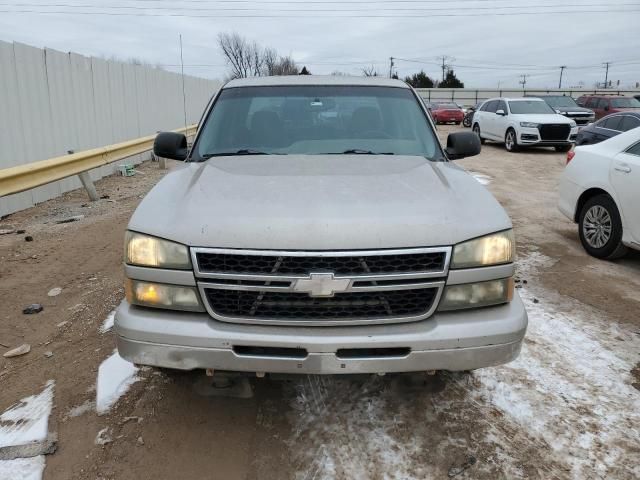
{"left": 115, "top": 76, "right": 527, "bottom": 375}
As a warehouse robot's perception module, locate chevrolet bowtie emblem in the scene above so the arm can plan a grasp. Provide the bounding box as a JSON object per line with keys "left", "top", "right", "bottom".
{"left": 292, "top": 272, "right": 351, "bottom": 297}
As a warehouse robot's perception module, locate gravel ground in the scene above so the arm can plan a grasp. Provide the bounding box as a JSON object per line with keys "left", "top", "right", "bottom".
{"left": 0, "top": 127, "right": 639, "bottom": 479}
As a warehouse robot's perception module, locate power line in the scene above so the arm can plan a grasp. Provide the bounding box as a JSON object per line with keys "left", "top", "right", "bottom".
{"left": 2, "top": 7, "right": 639, "bottom": 17}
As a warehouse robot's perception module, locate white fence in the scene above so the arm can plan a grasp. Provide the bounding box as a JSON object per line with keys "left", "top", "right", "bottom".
{"left": 416, "top": 88, "right": 640, "bottom": 106}
{"left": 0, "top": 41, "right": 220, "bottom": 216}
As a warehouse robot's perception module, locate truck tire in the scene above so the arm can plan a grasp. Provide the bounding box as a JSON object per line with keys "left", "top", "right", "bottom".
{"left": 578, "top": 194, "right": 627, "bottom": 260}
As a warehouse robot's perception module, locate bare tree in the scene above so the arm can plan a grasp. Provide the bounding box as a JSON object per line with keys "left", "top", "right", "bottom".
{"left": 362, "top": 65, "right": 379, "bottom": 77}
{"left": 218, "top": 32, "right": 263, "bottom": 79}
{"left": 271, "top": 55, "right": 299, "bottom": 76}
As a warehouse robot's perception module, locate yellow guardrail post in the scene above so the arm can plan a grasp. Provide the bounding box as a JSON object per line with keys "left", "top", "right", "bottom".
{"left": 0, "top": 125, "right": 197, "bottom": 200}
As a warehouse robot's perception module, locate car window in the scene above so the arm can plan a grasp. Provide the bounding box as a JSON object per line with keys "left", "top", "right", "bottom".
{"left": 544, "top": 96, "right": 579, "bottom": 108}
{"left": 497, "top": 100, "right": 508, "bottom": 113}
{"left": 597, "top": 98, "right": 610, "bottom": 109}
{"left": 600, "top": 116, "right": 623, "bottom": 130}
{"left": 195, "top": 85, "right": 440, "bottom": 159}
{"left": 620, "top": 116, "right": 640, "bottom": 131}
{"left": 625, "top": 141, "right": 640, "bottom": 156}
{"left": 508, "top": 100, "right": 555, "bottom": 114}
{"left": 585, "top": 97, "right": 598, "bottom": 108}
{"left": 611, "top": 97, "right": 640, "bottom": 108}
{"left": 483, "top": 100, "right": 498, "bottom": 113}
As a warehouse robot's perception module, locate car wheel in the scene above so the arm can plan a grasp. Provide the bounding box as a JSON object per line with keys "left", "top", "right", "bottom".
{"left": 472, "top": 124, "right": 485, "bottom": 144}
{"left": 555, "top": 145, "right": 572, "bottom": 153}
{"left": 578, "top": 194, "right": 628, "bottom": 259}
{"left": 505, "top": 129, "right": 519, "bottom": 152}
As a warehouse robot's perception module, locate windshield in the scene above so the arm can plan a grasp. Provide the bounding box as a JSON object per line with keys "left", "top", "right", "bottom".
{"left": 611, "top": 97, "right": 640, "bottom": 108}
{"left": 543, "top": 96, "right": 579, "bottom": 108}
{"left": 508, "top": 100, "right": 556, "bottom": 115}
{"left": 434, "top": 103, "right": 459, "bottom": 109}
{"left": 194, "top": 85, "right": 439, "bottom": 160}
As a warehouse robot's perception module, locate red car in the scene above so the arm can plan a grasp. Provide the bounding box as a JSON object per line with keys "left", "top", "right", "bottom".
{"left": 575, "top": 95, "right": 640, "bottom": 120}
{"left": 430, "top": 103, "right": 465, "bottom": 125}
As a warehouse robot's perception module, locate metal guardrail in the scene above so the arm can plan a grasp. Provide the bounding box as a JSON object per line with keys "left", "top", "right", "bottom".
{"left": 0, "top": 124, "right": 197, "bottom": 198}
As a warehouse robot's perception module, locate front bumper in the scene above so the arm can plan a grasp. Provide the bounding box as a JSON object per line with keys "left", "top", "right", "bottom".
{"left": 115, "top": 293, "right": 528, "bottom": 374}
{"left": 518, "top": 126, "right": 578, "bottom": 146}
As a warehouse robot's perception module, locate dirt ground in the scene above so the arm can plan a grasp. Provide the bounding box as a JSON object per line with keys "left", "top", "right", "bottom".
{"left": 1, "top": 127, "right": 639, "bottom": 479}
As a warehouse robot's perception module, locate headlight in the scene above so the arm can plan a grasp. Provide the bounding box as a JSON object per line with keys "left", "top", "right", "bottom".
{"left": 125, "top": 231, "right": 190, "bottom": 269}
{"left": 438, "top": 278, "right": 514, "bottom": 311}
{"left": 451, "top": 230, "right": 515, "bottom": 269}
{"left": 125, "top": 279, "right": 204, "bottom": 312}
{"left": 520, "top": 122, "right": 539, "bottom": 128}
{"left": 569, "top": 121, "right": 577, "bottom": 128}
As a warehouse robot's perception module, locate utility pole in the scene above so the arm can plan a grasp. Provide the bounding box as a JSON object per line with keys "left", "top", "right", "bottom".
{"left": 558, "top": 66, "right": 566, "bottom": 89}
{"left": 437, "top": 55, "right": 453, "bottom": 82}
{"left": 179, "top": 34, "right": 187, "bottom": 132}
{"left": 389, "top": 57, "right": 394, "bottom": 79}
{"left": 519, "top": 74, "right": 529, "bottom": 90}
{"left": 603, "top": 62, "right": 611, "bottom": 89}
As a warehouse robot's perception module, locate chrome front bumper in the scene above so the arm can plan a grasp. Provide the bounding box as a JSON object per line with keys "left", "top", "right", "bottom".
{"left": 115, "top": 292, "right": 528, "bottom": 374}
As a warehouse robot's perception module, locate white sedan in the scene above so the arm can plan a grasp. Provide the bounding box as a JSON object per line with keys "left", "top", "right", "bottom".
{"left": 472, "top": 97, "right": 578, "bottom": 152}
{"left": 559, "top": 127, "right": 640, "bottom": 259}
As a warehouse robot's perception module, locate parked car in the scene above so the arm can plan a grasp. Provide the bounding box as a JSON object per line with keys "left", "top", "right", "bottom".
{"left": 575, "top": 95, "right": 640, "bottom": 120}
{"left": 575, "top": 112, "right": 640, "bottom": 145}
{"left": 431, "top": 103, "right": 465, "bottom": 125}
{"left": 529, "top": 95, "right": 595, "bottom": 126}
{"left": 115, "top": 75, "right": 527, "bottom": 376}
{"left": 559, "top": 127, "right": 640, "bottom": 259}
{"left": 472, "top": 97, "right": 578, "bottom": 152}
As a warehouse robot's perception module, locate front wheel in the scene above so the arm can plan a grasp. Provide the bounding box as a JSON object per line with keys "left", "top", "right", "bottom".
{"left": 578, "top": 194, "right": 628, "bottom": 259}
{"left": 472, "top": 124, "right": 485, "bottom": 144}
{"left": 463, "top": 115, "right": 472, "bottom": 127}
{"left": 505, "top": 129, "right": 519, "bottom": 152}
{"left": 555, "top": 145, "right": 572, "bottom": 153}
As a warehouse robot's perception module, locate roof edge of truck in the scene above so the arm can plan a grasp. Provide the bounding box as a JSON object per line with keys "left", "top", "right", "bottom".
{"left": 223, "top": 75, "right": 410, "bottom": 89}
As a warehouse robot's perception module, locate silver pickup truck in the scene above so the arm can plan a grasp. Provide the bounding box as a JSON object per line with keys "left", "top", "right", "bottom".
{"left": 115, "top": 76, "right": 527, "bottom": 375}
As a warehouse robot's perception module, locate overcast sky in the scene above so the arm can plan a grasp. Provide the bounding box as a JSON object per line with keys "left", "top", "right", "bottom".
{"left": 1, "top": 0, "right": 639, "bottom": 88}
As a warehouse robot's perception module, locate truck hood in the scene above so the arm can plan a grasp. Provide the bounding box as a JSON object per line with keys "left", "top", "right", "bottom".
{"left": 555, "top": 106, "right": 593, "bottom": 115}
{"left": 129, "top": 155, "right": 511, "bottom": 250}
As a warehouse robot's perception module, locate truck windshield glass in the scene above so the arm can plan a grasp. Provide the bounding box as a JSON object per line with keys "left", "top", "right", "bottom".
{"left": 544, "top": 96, "right": 579, "bottom": 108}
{"left": 508, "top": 100, "right": 556, "bottom": 115}
{"left": 194, "top": 85, "right": 439, "bottom": 160}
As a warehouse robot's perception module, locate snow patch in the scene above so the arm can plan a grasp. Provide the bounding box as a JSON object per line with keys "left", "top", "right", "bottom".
{"left": 99, "top": 310, "right": 116, "bottom": 333}
{"left": 66, "top": 400, "right": 95, "bottom": 419}
{"left": 96, "top": 350, "right": 139, "bottom": 414}
{"left": 468, "top": 171, "right": 492, "bottom": 185}
{"left": 0, "top": 381, "right": 54, "bottom": 449}
{"left": 0, "top": 456, "right": 46, "bottom": 480}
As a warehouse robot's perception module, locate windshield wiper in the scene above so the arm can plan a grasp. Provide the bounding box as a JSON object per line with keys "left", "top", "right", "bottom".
{"left": 330, "top": 149, "right": 394, "bottom": 155}
{"left": 202, "top": 149, "right": 272, "bottom": 158}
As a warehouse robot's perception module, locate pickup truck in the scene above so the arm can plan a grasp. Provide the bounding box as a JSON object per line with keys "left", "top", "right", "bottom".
{"left": 115, "top": 76, "right": 527, "bottom": 376}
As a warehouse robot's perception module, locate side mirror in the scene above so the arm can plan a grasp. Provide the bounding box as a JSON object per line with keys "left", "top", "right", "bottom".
{"left": 496, "top": 109, "right": 506, "bottom": 116}
{"left": 154, "top": 132, "right": 188, "bottom": 161}
{"left": 445, "top": 131, "right": 481, "bottom": 160}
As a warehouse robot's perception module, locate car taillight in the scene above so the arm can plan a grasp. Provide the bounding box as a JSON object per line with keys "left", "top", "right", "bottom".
{"left": 566, "top": 150, "right": 575, "bottom": 164}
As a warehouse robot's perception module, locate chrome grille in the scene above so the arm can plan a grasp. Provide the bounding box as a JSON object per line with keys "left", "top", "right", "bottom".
{"left": 192, "top": 247, "right": 450, "bottom": 326}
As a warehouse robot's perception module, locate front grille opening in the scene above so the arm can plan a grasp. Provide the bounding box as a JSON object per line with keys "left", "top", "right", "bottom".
{"left": 336, "top": 347, "right": 411, "bottom": 359}
{"left": 208, "top": 278, "right": 291, "bottom": 287}
{"left": 205, "top": 288, "right": 437, "bottom": 320}
{"left": 197, "top": 251, "right": 446, "bottom": 275}
{"left": 233, "top": 346, "right": 308, "bottom": 359}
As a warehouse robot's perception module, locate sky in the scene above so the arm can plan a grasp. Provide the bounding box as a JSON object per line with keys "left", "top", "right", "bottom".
{"left": 0, "top": 0, "right": 639, "bottom": 88}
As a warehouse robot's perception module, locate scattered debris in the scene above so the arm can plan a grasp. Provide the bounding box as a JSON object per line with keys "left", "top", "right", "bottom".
{"left": 0, "top": 435, "right": 57, "bottom": 461}
{"left": 96, "top": 351, "right": 140, "bottom": 414}
{"left": 100, "top": 195, "right": 110, "bottom": 199}
{"left": 0, "top": 227, "right": 16, "bottom": 235}
{"left": 16, "top": 229, "right": 26, "bottom": 234}
{"left": 56, "top": 321, "right": 69, "bottom": 328}
{"left": 136, "top": 436, "right": 144, "bottom": 446}
{"left": 24, "top": 236, "right": 33, "bottom": 242}
{"left": 448, "top": 456, "right": 477, "bottom": 477}
{"left": 47, "top": 288, "right": 62, "bottom": 297}
{"left": 120, "top": 416, "right": 143, "bottom": 425}
{"left": 23, "top": 304, "right": 43, "bottom": 315}
{"left": 533, "top": 298, "right": 540, "bottom": 304}
{"left": 3, "top": 344, "right": 31, "bottom": 358}
{"left": 55, "top": 215, "right": 84, "bottom": 224}
{"left": 94, "top": 428, "right": 113, "bottom": 446}
{"left": 43, "top": 352, "right": 53, "bottom": 359}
